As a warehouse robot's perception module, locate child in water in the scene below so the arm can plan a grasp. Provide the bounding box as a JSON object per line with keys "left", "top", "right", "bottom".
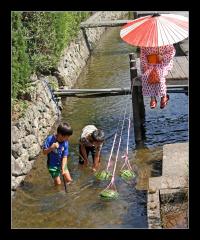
{"left": 43, "top": 122, "right": 73, "bottom": 186}
{"left": 79, "top": 125, "right": 105, "bottom": 172}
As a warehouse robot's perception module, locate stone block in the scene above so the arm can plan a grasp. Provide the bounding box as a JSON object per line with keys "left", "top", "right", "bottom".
{"left": 149, "top": 176, "right": 188, "bottom": 190}
{"left": 162, "top": 143, "right": 189, "bottom": 177}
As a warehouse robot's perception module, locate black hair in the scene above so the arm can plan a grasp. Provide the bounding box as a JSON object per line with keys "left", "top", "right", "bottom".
{"left": 91, "top": 129, "right": 105, "bottom": 142}
{"left": 57, "top": 122, "right": 73, "bottom": 136}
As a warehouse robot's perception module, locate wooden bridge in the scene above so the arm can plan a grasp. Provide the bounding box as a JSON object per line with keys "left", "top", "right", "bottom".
{"left": 54, "top": 55, "right": 188, "bottom": 98}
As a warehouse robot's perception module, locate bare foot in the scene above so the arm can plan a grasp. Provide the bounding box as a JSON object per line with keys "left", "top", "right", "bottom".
{"left": 66, "top": 178, "right": 73, "bottom": 185}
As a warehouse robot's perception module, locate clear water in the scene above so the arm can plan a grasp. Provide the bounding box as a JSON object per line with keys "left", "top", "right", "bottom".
{"left": 12, "top": 26, "right": 188, "bottom": 228}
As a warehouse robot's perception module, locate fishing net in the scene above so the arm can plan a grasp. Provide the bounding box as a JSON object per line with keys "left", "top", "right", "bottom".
{"left": 94, "top": 170, "right": 112, "bottom": 181}
{"left": 94, "top": 132, "right": 117, "bottom": 182}
{"left": 120, "top": 169, "right": 136, "bottom": 181}
{"left": 99, "top": 91, "right": 134, "bottom": 200}
{"left": 120, "top": 153, "right": 136, "bottom": 181}
{"left": 99, "top": 182, "right": 119, "bottom": 200}
{"left": 99, "top": 189, "right": 119, "bottom": 200}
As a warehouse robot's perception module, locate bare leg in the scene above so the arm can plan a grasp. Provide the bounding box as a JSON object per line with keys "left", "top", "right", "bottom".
{"left": 54, "top": 176, "right": 62, "bottom": 186}
{"left": 63, "top": 169, "right": 73, "bottom": 184}
{"left": 150, "top": 96, "right": 157, "bottom": 109}
{"left": 160, "top": 94, "right": 169, "bottom": 109}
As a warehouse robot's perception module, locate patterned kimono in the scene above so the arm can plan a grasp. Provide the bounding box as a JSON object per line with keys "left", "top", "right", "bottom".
{"left": 140, "top": 45, "right": 176, "bottom": 97}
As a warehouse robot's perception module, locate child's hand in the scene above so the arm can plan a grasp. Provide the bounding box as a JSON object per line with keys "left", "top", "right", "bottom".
{"left": 51, "top": 142, "right": 59, "bottom": 149}
{"left": 92, "top": 168, "right": 97, "bottom": 172}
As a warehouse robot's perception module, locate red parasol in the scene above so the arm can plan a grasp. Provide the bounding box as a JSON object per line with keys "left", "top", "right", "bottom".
{"left": 120, "top": 13, "right": 188, "bottom": 47}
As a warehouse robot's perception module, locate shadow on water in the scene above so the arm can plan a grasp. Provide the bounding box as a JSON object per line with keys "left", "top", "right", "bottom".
{"left": 12, "top": 23, "right": 188, "bottom": 228}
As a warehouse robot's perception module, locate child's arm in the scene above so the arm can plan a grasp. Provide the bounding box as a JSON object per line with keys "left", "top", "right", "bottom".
{"left": 61, "top": 156, "right": 67, "bottom": 175}
{"left": 80, "top": 143, "right": 89, "bottom": 164}
{"left": 92, "top": 144, "right": 102, "bottom": 171}
{"left": 43, "top": 142, "right": 59, "bottom": 155}
{"left": 93, "top": 151, "right": 100, "bottom": 171}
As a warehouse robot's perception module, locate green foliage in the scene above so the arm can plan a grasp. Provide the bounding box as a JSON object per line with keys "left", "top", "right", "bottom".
{"left": 12, "top": 11, "right": 91, "bottom": 116}
{"left": 21, "top": 11, "right": 91, "bottom": 74}
{"left": 12, "top": 12, "right": 31, "bottom": 99}
{"left": 48, "top": 76, "right": 59, "bottom": 90}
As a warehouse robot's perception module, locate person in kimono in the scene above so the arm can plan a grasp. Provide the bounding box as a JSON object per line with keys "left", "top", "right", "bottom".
{"left": 140, "top": 44, "right": 176, "bottom": 109}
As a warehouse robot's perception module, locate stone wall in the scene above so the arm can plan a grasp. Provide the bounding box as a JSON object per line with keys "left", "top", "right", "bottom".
{"left": 11, "top": 11, "right": 128, "bottom": 195}
{"left": 56, "top": 11, "right": 128, "bottom": 87}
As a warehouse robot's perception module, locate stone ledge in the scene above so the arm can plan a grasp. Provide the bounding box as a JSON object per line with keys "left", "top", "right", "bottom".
{"left": 162, "top": 142, "right": 188, "bottom": 177}
{"left": 149, "top": 176, "right": 188, "bottom": 191}
{"left": 147, "top": 142, "right": 189, "bottom": 228}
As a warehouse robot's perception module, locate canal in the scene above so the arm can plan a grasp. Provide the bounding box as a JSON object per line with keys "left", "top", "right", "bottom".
{"left": 12, "top": 26, "right": 188, "bottom": 228}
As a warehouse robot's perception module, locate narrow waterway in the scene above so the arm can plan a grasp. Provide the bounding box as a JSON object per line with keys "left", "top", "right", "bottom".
{"left": 12, "top": 26, "right": 188, "bottom": 228}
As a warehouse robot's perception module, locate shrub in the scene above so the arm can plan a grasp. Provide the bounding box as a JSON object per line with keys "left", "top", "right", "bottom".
{"left": 12, "top": 12, "right": 31, "bottom": 99}
{"left": 21, "top": 11, "right": 91, "bottom": 74}
{"left": 12, "top": 11, "right": 91, "bottom": 111}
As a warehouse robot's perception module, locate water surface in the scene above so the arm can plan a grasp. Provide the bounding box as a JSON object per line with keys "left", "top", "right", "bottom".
{"left": 12, "top": 26, "right": 188, "bottom": 228}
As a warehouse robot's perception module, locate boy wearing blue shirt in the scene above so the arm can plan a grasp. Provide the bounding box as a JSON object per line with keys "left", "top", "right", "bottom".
{"left": 43, "top": 122, "right": 73, "bottom": 186}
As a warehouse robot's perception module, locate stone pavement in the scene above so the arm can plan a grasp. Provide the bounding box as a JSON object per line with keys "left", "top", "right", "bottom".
{"left": 147, "top": 142, "right": 189, "bottom": 228}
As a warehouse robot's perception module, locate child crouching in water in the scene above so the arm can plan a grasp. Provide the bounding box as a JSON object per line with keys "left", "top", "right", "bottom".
{"left": 43, "top": 122, "right": 73, "bottom": 186}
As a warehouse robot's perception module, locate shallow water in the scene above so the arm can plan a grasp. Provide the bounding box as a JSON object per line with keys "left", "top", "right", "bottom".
{"left": 12, "top": 26, "right": 188, "bottom": 228}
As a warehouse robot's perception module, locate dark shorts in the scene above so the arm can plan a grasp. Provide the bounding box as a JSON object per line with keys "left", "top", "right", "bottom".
{"left": 79, "top": 144, "right": 97, "bottom": 164}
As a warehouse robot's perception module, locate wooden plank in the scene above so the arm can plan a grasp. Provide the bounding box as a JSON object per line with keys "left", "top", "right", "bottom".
{"left": 54, "top": 84, "right": 188, "bottom": 96}
{"left": 54, "top": 88, "right": 188, "bottom": 97}
{"left": 135, "top": 77, "right": 188, "bottom": 87}
{"left": 54, "top": 88, "right": 130, "bottom": 93}
{"left": 167, "top": 79, "right": 188, "bottom": 86}
{"left": 165, "top": 68, "right": 173, "bottom": 80}
{"left": 169, "top": 57, "right": 187, "bottom": 80}
{"left": 175, "top": 56, "right": 189, "bottom": 79}
{"left": 80, "top": 20, "right": 132, "bottom": 28}
{"left": 54, "top": 89, "right": 131, "bottom": 97}
{"left": 136, "top": 57, "right": 188, "bottom": 80}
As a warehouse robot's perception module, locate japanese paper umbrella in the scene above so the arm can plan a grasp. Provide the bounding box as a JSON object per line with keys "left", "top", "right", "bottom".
{"left": 120, "top": 13, "right": 188, "bottom": 47}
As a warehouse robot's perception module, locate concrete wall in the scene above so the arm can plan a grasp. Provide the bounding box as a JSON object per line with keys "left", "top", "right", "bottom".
{"left": 11, "top": 11, "right": 128, "bottom": 196}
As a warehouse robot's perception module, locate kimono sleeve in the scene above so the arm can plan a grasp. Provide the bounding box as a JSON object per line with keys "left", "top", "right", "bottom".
{"left": 140, "top": 47, "right": 149, "bottom": 73}
{"left": 162, "top": 45, "right": 176, "bottom": 65}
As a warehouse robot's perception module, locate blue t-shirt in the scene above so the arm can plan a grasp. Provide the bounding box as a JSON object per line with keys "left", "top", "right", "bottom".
{"left": 43, "top": 135, "right": 69, "bottom": 168}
